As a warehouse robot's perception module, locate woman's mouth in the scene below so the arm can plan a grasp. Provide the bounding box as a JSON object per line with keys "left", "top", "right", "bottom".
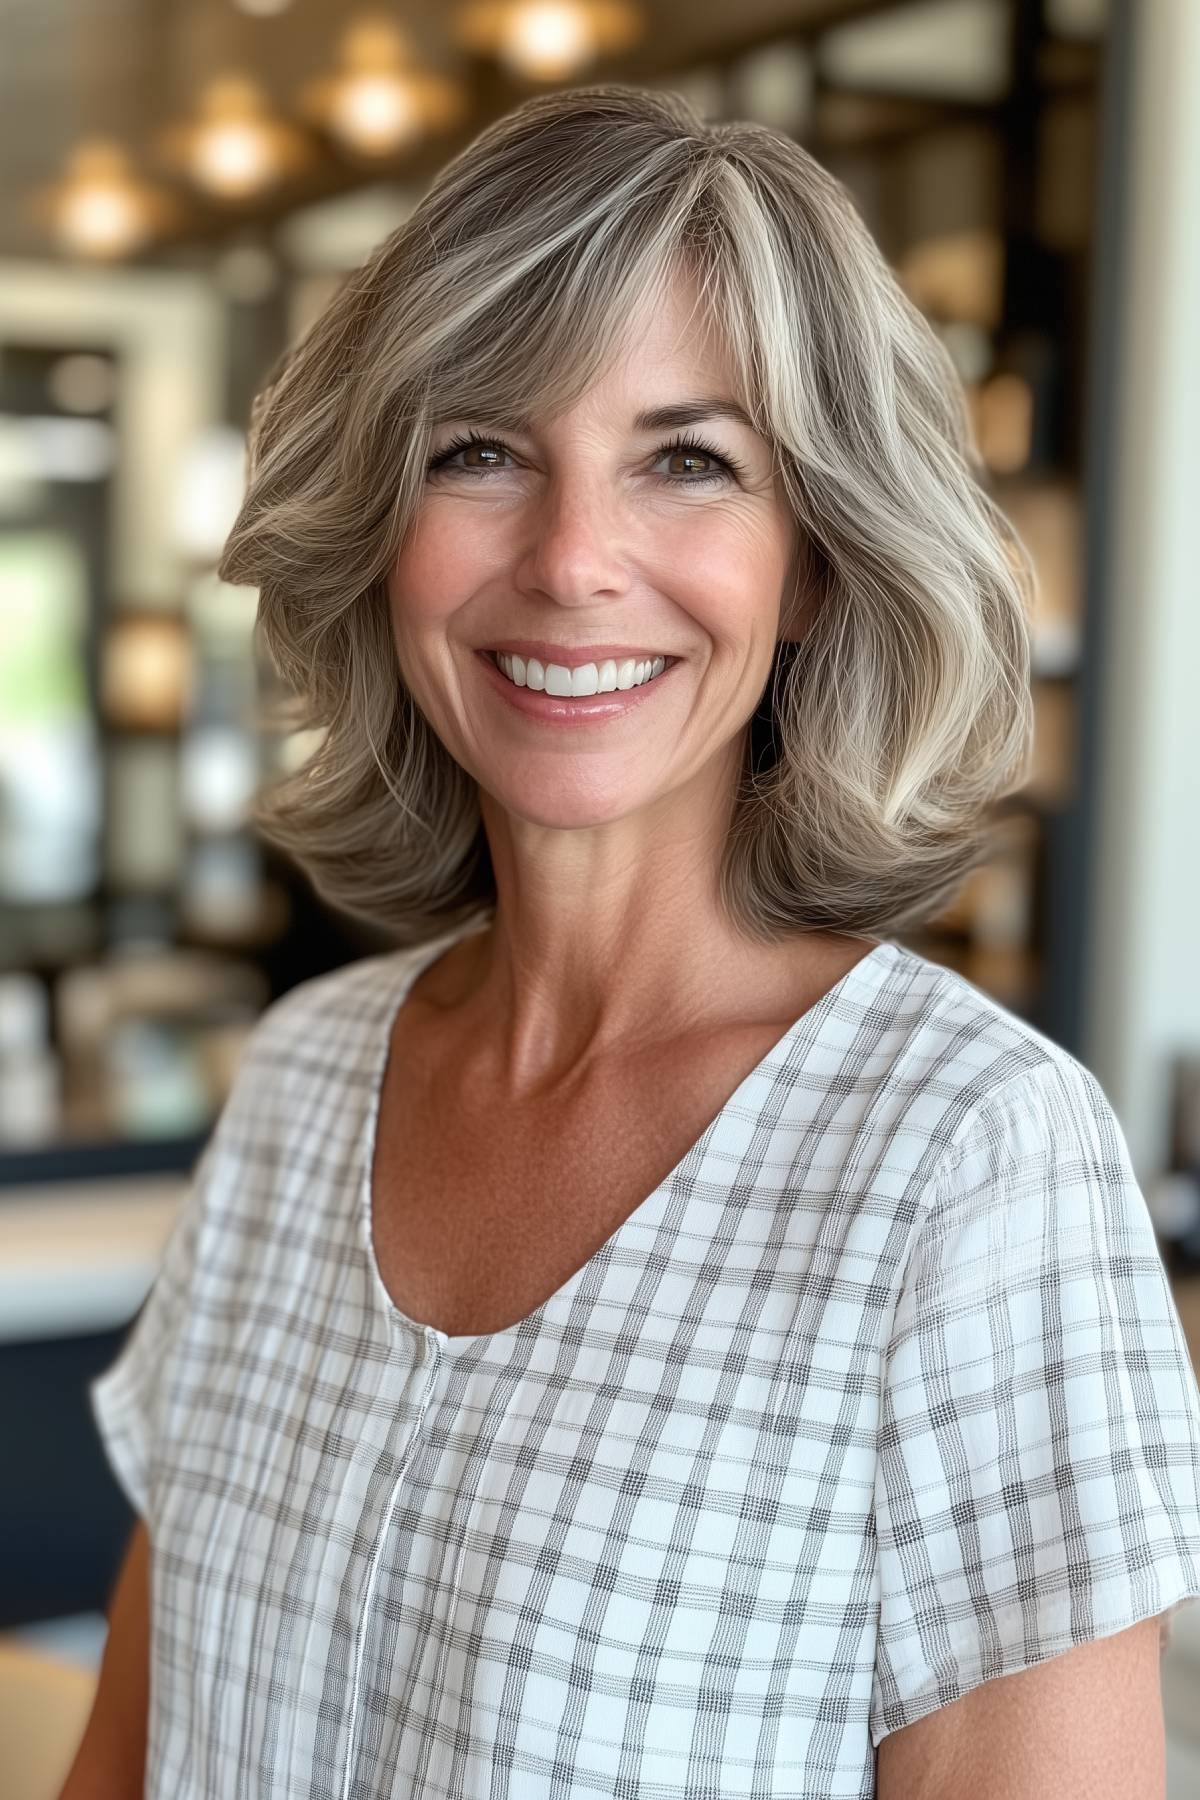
{"left": 475, "top": 647, "right": 682, "bottom": 726}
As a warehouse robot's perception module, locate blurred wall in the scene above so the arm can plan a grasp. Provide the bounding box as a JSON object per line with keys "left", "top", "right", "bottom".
{"left": 1088, "top": 0, "right": 1200, "bottom": 1174}
{"left": 0, "top": 262, "right": 224, "bottom": 607}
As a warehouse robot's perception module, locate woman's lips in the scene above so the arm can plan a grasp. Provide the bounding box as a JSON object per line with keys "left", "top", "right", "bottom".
{"left": 474, "top": 647, "right": 681, "bottom": 725}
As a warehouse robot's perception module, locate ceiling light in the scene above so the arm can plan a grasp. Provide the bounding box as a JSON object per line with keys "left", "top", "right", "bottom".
{"left": 300, "top": 16, "right": 463, "bottom": 157}
{"left": 452, "top": 0, "right": 644, "bottom": 82}
{"left": 160, "top": 75, "right": 312, "bottom": 200}
{"left": 29, "top": 140, "right": 180, "bottom": 260}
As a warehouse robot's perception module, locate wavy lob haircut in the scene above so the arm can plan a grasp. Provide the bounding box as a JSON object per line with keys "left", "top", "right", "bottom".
{"left": 219, "top": 82, "right": 1036, "bottom": 948}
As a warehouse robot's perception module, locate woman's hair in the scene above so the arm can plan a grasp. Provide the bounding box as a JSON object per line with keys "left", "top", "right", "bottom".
{"left": 219, "top": 82, "right": 1035, "bottom": 947}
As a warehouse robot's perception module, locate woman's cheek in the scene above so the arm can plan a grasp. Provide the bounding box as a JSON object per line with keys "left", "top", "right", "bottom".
{"left": 389, "top": 537, "right": 477, "bottom": 630}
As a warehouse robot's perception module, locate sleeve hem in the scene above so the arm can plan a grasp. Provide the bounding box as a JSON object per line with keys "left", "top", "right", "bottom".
{"left": 870, "top": 1577, "right": 1200, "bottom": 1749}
{"left": 89, "top": 1359, "right": 152, "bottom": 1522}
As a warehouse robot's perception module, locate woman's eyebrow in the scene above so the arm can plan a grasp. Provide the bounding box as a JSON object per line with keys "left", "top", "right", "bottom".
{"left": 632, "top": 399, "right": 758, "bottom": 433}
{"left": 436, "top": 398, "right": 760, "bottom": 435}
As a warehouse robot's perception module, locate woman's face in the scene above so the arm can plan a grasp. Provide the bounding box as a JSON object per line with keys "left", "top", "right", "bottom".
{"left": 386, "top": 274, "right": 802, "bottom": 834}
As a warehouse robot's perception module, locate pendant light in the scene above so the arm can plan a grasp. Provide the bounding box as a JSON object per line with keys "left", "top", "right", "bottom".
{"left": 159, "top": 74, "right": 313, "bottom": 201}
{"left": 452, "top": 0, "right": 644, "bottom": 82}
{"left": 30, "top": 140, "right": 181, "bottom": 260}
{"left": 299, "top": 16, "right": 464, "bottom": 158}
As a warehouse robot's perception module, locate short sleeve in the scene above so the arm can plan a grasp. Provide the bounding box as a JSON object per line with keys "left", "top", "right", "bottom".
{"left": 871, "top": 1055, "right": 1200, "bottom": 1748}
{"left": 88, "top": 1128, "right": 217, "bottom": 1524}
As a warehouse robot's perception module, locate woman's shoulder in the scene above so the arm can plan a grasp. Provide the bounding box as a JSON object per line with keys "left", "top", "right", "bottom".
{"left": 252, "top": 946, "right": 421, "bottom": 1047}
{"left": 183, "top": 950, "right": 421, "bottom": 1238}
{"left": 882, "top": 938, "right": 1068, "bottom": 1051}
{"left": 216, "top": 947, "right": 416, "bottom": 1129}
{"left": 874, "top": 938, "right": 1117, "bottom": 1157}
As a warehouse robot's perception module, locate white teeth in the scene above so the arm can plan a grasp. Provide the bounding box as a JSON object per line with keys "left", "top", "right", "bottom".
{"left": 493, "top": 654, "right": 667, "bottom": 695}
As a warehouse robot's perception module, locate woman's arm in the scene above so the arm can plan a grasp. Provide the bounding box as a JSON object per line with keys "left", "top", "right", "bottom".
{"left": 57, "top": 1519, "right": 151, "bottom": 1799}
{"left": 876, "top": 1614, "right": 1166, "bottom": 1799}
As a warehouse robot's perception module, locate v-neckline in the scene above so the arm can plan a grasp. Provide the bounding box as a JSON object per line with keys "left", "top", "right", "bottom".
{"left": 356, "top": 917, "right": 897, "bottom": 1354}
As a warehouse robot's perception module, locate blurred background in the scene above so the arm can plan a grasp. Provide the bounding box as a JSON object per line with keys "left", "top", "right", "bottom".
{"left": 1, "top": 0, "right": 1199, "bottom": 1792}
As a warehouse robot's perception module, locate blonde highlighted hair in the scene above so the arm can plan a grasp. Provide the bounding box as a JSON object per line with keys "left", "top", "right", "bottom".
{"left": 219, "top": 82, "right": 1035, "bottom": 947}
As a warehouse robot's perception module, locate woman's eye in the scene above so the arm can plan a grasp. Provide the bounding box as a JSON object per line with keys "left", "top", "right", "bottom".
{"left": 660, "top": 444, "right": 730, "bottom": 485}
{"left": 429, "top": 438, "right": 513, "bottom": 475}
{"left": 427, "top": 433, "right": 739, "bottom": 487}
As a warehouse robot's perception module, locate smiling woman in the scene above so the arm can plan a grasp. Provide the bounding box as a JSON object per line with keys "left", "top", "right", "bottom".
{"left": 378, "top": 263, "right": 815, "bottom": 818}
{"left": 216, "top": 81, "right": 1035, "bottom": 949}
{"left": 79, "top": 80, "right": 1200, "bottom": 1800}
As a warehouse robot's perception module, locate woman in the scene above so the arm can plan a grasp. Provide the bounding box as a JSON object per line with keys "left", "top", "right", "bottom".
{"left": 82, "top": 84, "right": 1200, "bottom": 1799}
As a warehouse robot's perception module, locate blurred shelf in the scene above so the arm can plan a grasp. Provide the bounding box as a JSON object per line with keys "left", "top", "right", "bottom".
{"left": 0, "top": 1127, "right": 207, "bottom": 1190}
{"left": 0, "top": 1171, "right": 185, "bottom": 1344}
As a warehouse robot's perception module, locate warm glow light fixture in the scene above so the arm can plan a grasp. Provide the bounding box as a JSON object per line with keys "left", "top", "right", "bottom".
{"left": 160, "top": 75, "right": 312, "bottom": 200}
{"left": 101, "top": 614, "right": 192, "bottom": 733}
{"left": 29, "top": 140, "right": 181, "bottom": 260}
{"left": 977, "top": 371, "right": 1035, "bottom": 475}
{"left": 300, "top": 16, "right": 464, "bottom": 157}
{"left": 452, "top": 0, "right": 644, "bottom": 81}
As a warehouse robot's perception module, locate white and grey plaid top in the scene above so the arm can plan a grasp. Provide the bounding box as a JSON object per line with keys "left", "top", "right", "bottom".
{"left": 90, "top": 914, "right": 1200, "bottom": 1798}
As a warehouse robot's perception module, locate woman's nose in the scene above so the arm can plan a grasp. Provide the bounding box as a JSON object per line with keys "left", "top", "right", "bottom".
{"left": 517, "top": 469, "right": 631, "bottom": 603}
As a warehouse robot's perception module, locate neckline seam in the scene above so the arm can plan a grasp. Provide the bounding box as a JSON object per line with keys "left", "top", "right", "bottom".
{"left": 357, "top": 930, "right": 900, "bottom": 1352}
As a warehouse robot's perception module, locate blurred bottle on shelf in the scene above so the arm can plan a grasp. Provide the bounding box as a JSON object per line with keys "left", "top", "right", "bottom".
{"left": 54, "top": 949, "right": 267, "bottom": 1143}
{"left": 1148, "top": 1052, "right": 1200, "bottom": 1279}
{"left": 0, "top": 972, "right": 63, "bottom": 1145}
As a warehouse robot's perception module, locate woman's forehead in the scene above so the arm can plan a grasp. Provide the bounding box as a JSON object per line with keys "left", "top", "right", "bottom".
{"left": 432, "top": 327, "right": 763, "bottom": 439}
{"left": 433, "top": 392, "right": 762, "bottom": 435}
{"left": 426, "top": 264, "right": 755, "bottom": 426}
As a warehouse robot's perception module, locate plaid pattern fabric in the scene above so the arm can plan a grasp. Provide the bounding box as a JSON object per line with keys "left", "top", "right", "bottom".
{"left": 90, "top": 916, "right": 1200, "bottom": 1797}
